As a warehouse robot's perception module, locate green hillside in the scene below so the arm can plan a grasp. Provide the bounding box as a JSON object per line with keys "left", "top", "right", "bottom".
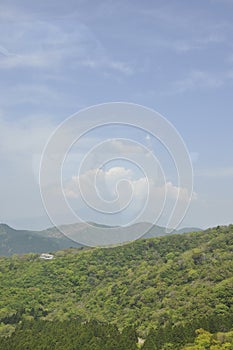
{"left": 0, "top": 224, "right": 61, "bottom": 256}
{"left": 0, "top": 222, "right": 201, "bottom": 256}
{"left": 0, "top": 225, "right": 233, "bottom": 348}
{"left": 0, "top": 224, "right": 82, "bottom": 256}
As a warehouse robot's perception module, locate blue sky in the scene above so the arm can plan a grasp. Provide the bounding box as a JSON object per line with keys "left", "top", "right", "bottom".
{"left": 0, "top": 0, "right": 233, "bottom": 230}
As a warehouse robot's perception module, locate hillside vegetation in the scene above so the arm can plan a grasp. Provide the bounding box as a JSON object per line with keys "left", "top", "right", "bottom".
{"left": 0, "top": 224, "right": 81, "bottom": 256}
{"left": 0, "top": 225, "right": 233, "bottom": 348}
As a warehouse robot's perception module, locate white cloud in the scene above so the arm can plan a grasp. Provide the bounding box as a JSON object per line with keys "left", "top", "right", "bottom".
{"left": 0, "top": 20, "right": 88, "bottom": 69}
{"left": 64, "top": 166, "right": 195, "bottom": 204}
{"left": 108, "top": 61, "right": 134, "bottom": 75}
{"left": 81, "top": 58, "right": 134, "bottom": 75}
{"left": 0, "top": 45, "right": 14, "bottom": 57}
{"left": 0, "top": 52, "right": 57, "bottom": 69}
{"left": 168, "top": 70, "right": 224, "bottom": 94}
{"left": 0, "top": 15, "right": 134, "bottom": 76}
{"left": 138, "top": 5, "right": 229, "bottom": 51}
{"left": 149, "top": 34, "right": 226, "bottom": 54}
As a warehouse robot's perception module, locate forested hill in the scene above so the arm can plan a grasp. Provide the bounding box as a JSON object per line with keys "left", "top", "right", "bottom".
{"left": 0, "top": 222, "right": 201, "bottom": 256}
{"left": 0, "top": 225, "right": 233, "bottom": 348}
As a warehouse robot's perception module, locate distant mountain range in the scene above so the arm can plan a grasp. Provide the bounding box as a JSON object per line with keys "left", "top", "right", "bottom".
{"left": 0, "top": 222, "right": 202, "bottom": 256}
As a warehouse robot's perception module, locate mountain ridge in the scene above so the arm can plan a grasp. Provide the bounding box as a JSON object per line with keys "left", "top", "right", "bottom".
{"left": 0, "top": 222, "right": 202, "bottom": 256}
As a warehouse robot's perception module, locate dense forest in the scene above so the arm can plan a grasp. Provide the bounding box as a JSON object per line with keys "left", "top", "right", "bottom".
{"left": 1, "top": 225, "right": 233, "bottom": 348}
{"left": 2, "top": 319, "right": 233, "bottom": 349}
{"left": 0, "top": 319, "right": 138, "bottom": 349}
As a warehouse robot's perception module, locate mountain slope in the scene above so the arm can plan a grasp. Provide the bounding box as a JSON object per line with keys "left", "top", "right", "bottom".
{"left": 0, "top": 224, "right": 232, "bottom": 336}
{"left": 0, "top": 222, "right": 201, "bottom": 256}
{"left": 0, "top": 224, "right": 59, "bottom": 256}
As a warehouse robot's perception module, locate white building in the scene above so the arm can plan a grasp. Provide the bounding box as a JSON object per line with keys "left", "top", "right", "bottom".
{"left": 39, "top": 253, "right": 54, "bottom": 260}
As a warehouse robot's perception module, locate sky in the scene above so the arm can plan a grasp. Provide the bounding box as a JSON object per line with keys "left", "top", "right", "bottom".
{"left": 0, "top": 0, "right": 233, "bottom": 231}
